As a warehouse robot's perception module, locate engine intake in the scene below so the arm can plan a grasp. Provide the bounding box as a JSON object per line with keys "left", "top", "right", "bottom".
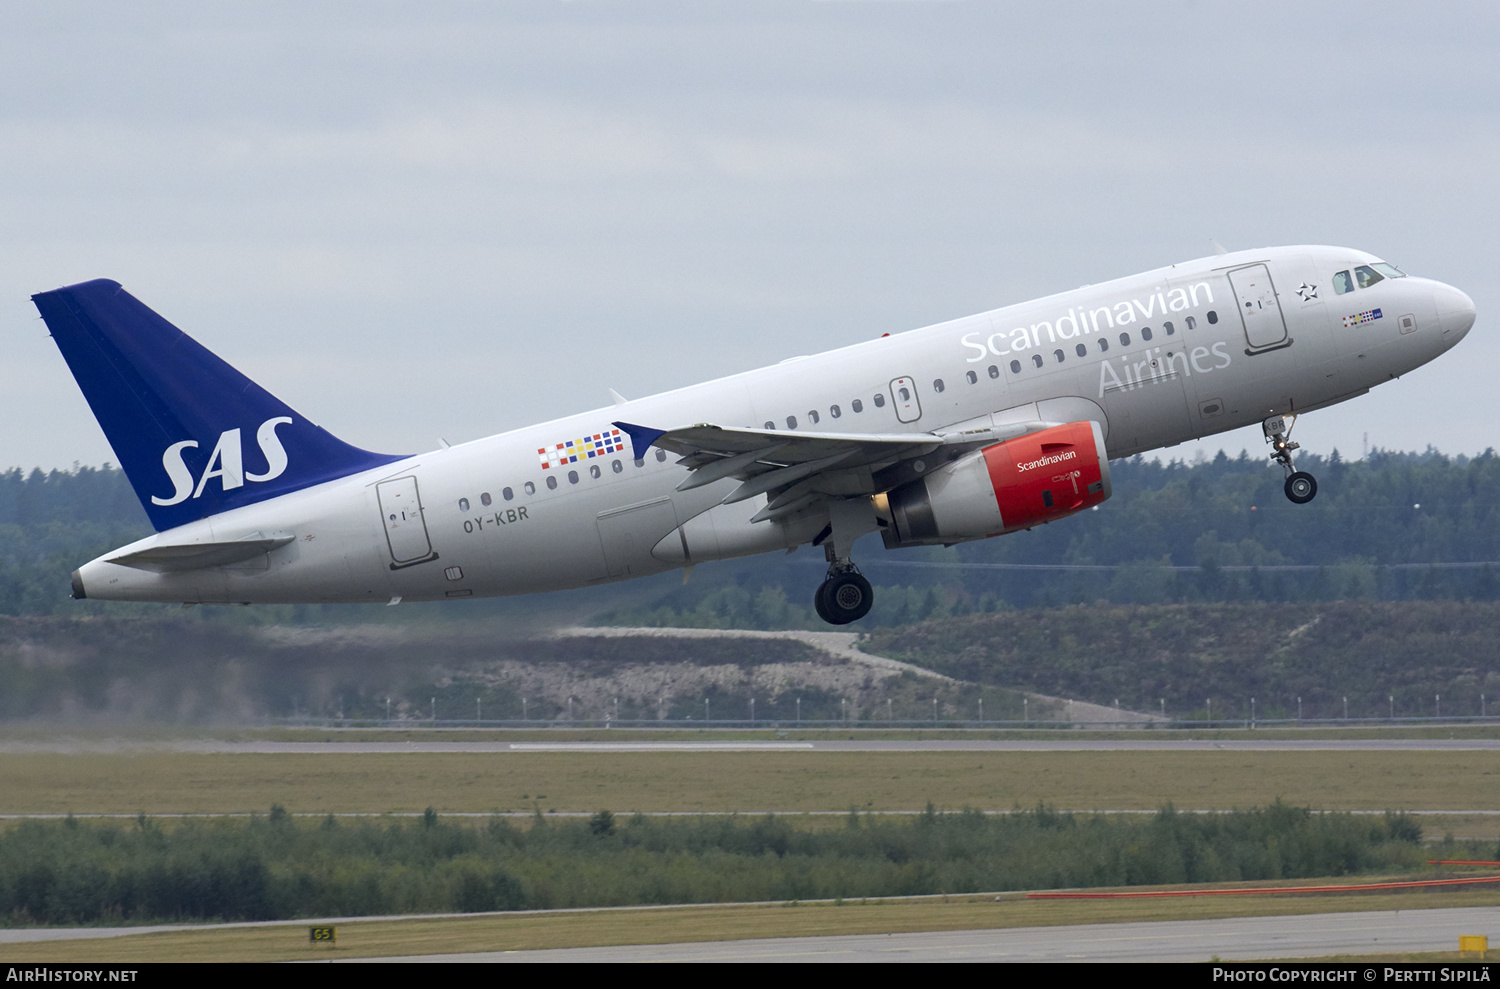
{"left": 878, "top": 420, "right": 1111, "bottom": 548}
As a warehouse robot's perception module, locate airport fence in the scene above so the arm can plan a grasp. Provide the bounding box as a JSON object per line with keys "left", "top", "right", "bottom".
{"left": 267, "top": 714, "right": 1500, "bottom": 731}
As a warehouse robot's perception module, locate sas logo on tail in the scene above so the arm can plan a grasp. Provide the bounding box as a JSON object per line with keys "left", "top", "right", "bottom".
{"left": 152, "top": 417, "right": 294, "bottom": 507}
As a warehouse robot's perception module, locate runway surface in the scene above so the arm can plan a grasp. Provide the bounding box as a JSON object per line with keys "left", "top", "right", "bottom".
{"left": 354, "top": 907, "right": 1500, "bottom": 963}
{"left": 1, "top": 738, "right": 1497, "bottom": 753}
{"left": 5, "top": 906, "right": 1495, "bottom": 963}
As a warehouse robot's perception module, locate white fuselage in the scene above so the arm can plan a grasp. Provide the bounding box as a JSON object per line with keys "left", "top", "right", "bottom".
{"left": 75, "top": 246, "right": 1475, "bottom": 605}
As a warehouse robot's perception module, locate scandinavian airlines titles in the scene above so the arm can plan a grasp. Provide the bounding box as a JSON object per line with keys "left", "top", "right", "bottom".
{"left": 960, "top": 280, "right": 1216, "bottom": 363}
{"left": 956, "top": 279, "right": 1234, "bottom": 399}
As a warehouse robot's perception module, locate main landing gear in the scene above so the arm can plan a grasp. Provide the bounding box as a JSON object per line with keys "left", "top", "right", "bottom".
{"left": 814, "top": 561, "right": 874, "bottom": 625}
{"left": 1263, "top": 414, "right": 1317, "bottom": 504}
{"left": 811, "top": 497, "right": 879, "bottom": 625}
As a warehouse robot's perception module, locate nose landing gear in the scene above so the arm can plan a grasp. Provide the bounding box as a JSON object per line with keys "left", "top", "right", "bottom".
{"left": 1264, "top": 414, "right": 1317, "bottom": 504}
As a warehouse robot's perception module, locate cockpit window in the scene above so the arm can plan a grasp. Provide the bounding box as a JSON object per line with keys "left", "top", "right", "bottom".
{"left": 1333, "top": 270, "right": 1354, "bottom": 294}
{"left": 1354, "top": 265, "right": 1384, "bottom": 289}
{"left": 1372, "top": 262, "right": 1406, "bottom": 279}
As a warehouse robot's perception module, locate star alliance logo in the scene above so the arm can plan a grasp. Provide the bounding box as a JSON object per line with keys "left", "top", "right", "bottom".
{"left": 1296, "top": 282, "right": 1318, "bottom": 302}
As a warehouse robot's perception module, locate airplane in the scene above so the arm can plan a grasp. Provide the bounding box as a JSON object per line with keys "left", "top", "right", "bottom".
{"left": 33, "top": 245, "right": 1475, "bottom": 625}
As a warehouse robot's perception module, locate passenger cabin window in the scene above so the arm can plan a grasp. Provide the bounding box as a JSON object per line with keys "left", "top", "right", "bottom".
{"left": 1207, "top": 310, "right": 1218, "bottom": 324}
{"left": 589, "top": 464, "right": 601, "bottom": 479}
{"left": 1010, "top": 359, "right": 1021, "bottom": 373}
{"left": 612, "top": 460, "right": 622, "bottom": 473}
{"left": 807, "top": 409, "right": 820, "bottom": 424}
{"left": 830, "top": 404, "right": 841, "bottom": 418}
{"left": 1185, "top": 316, "right": 1197, "bottom": 330}
{"left": 1031, "top": 354, "right": 1044, "bottom": 368}
{"left": 634, "top": 458, "right": 645, "bottom": 468}
{"left": 1075, "top": 343, "right": 1086, "bottom": 357}
{"left": 546, "top": 476, "right": 558, "bottom": 490}
{"left": 1333, "top": 270, "right": 1354, "bottom": 294}
{"left": 459, "top": 498, "right": 470, "bottom": 512}
{"left": 932, "top": 378, "right": 944, "bottom": 393}
{"left": 524, "top": 481, "right": 535, "bottom": 495}
{"left": 480, "top": 492, "right": 492, "bottom": 506}
{"left": 1163, "top": 320, "right": 1175, "bottom": 336}
{"left": 764, "top": 421, "right": 775, "bottom": 430}
{"left": 852, "top": 399, "right": 863, "bottom": 413}
{"left": 873, "top": 394, "right": 885, "bottom": 408}
{"left": 656, "top": 450, "right": 667, "bottom": 462}
{"left": 1141, "top": 327, "right": 1153, "bottom": 342}
{"left": 568, "top": 470, "right": 579, "bottom": 484}
{"left": 503, "top": 487, "right": 514, "bottom": 500}
{"left": 786, "top": 415, "right": 798, "bottom": 429}
{"left": 988, "top": 364, "right": 999, "bottom": 379}
{"left": 965, "top": 370, "right": 977, "bottom": 385}
{"left": 1119, "top": 332, "right": 1130, "bottom": 346}
{"left": 1354, "top": 265, "right": 1384, "bottom": 289}
{"left": 1053, "top": 349, "right": 1065, "bottom": 363}
{"left": 1097, "top": 338, "right": 1109, "bottom": 352}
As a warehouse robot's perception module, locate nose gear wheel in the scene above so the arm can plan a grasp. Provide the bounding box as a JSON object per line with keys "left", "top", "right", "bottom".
{"left": 1285, "top": 471, "right": 1317, "bottom": 504}
{"left": 1263, "top": 414, "right": 1317, "bottom": 504}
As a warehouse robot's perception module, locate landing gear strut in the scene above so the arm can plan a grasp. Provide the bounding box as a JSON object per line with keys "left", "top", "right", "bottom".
{"left": 812, "top": 498, "right": 879, "bottom": 625}
{"left": 1263, "top": 414, "right": 1317, "bottom": 504}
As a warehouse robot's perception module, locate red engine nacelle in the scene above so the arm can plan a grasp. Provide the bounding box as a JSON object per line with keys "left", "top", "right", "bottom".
{"left": 877, "top": 420, "right": 1111, "bottom": 548}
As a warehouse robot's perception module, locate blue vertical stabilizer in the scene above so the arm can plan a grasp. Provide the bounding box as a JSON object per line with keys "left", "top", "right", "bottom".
{"left": 33, "top": 279, "right": 405, "bottom": 531}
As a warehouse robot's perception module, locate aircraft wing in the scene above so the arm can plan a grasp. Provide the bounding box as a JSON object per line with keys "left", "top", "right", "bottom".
{"left": 613, "top": 419, "right": 1050, "bottom": 522}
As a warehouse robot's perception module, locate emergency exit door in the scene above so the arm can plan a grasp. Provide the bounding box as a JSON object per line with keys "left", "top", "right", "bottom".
{"left": 889, "top": 376, "right": 922, "bottom": 423}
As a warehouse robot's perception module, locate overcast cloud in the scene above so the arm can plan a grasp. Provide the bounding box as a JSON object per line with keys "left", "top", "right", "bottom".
{"left": 3, "top": 1, "right": 1496, "bottom": 470}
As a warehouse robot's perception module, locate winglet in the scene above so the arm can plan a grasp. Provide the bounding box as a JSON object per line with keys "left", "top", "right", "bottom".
{"left": 612, "top": 421, "right": 666, "bottom": 462}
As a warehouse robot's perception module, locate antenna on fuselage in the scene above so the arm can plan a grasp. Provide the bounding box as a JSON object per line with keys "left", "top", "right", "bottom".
{"left": 1210, "top": 239, "right": 1229, "bottom": 256}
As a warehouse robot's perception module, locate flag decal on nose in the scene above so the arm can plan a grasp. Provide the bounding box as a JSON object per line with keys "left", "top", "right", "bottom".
{"left": 1342, "top": 308, "right": 1383, "bottom": 327}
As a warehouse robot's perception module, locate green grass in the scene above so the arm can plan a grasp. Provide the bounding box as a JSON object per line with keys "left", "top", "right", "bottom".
{"left": 6, "top": 722, "right": 1500, "bottom": 743}
{"left": 2, "top": 749, "right": 1498, "bottom": 816}
{"left": 1, "top": 730, "right": 1496, "bottom": 962}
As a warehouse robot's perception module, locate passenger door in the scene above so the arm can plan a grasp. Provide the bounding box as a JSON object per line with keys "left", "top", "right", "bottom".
{"left": 377, "top": 476, "right": 438, "bottom": 569}
{"left": 1229, "top": 263, "right": 1291, "bottom": 353}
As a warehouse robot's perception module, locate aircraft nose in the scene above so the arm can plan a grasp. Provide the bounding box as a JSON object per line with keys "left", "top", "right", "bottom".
{"left": 1434, "top": 282, "right": 1476, "bottom": 340}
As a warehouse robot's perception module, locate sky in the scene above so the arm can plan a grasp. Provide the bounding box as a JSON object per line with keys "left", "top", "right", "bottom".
{"left": 3, "top": 1, "right": 1497, "bottom": 472}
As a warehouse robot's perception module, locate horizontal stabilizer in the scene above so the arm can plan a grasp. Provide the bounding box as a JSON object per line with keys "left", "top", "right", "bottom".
{"left": 106, "top": 534, "right": 296, "bottom": 573}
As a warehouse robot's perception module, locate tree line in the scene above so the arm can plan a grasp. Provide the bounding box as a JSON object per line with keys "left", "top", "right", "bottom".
{"left": 7, "top": 447, "right": 1500, "bottom": 623}
{"left": 604, "top": 446, "right": 1500, "bottom": 626}
{"left": 0, "top": 804, "right": 1438, "bottom": 925}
